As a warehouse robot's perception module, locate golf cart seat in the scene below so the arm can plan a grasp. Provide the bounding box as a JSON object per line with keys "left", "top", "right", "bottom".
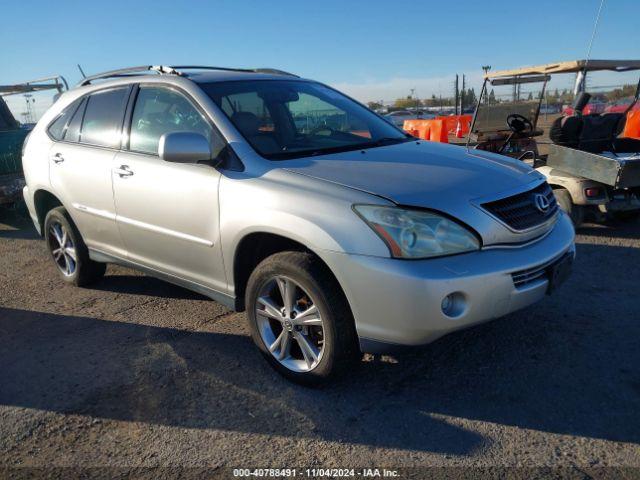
{"left": 550, "top": 92, "right": 632, "bottom": 153}
{"left": 551, "top": 112, "right": 640, "bottom": 153}
{"left": 550, "top": 115, "right": 583, "bottom": 148}
{"left": 578, "top": 113, "right": 624, "bottom": 153}
{"left": 549, "top": 92, "right": 591, "bottom": 148}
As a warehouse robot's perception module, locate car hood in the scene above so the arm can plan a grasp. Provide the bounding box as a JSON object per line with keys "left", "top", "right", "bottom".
{"left": 282, "top": 140, "right": 549, "bottom": 245}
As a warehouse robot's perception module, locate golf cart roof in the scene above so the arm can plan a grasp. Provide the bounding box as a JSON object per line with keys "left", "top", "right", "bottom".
{"left": 0, "top": 75, "right": 68, "bottom": 96}
{"left": 486, "top": 60, "right": 640, "bottom": 79}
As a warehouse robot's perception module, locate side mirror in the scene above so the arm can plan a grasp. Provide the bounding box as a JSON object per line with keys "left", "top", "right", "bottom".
{"left": 159, "top": 132, "right": 212, "bottom": 164}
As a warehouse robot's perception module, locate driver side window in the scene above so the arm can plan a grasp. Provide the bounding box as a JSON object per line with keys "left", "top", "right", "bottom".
{"left": 129, "top": 86, "right": 213, "bottom": 155}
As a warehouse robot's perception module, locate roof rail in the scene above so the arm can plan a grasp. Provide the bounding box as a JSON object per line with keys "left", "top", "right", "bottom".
{"left": 169, "top": 66, "right": 299, "bottom": 77}
{"left": 76, "top": 65, "right": 179, "bottom": 87}
{"left": 76, "top": 65, "right": 299, "bottom": 87}
{"left": 252, "top": 68, "right": 299, "bottom": 77}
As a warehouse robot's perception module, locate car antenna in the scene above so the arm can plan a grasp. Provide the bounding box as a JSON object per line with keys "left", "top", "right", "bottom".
{"left": 573, "top": 0, "right": 605, "bottom": 95}
{"left": 77, "top": 64, "right": 87, "bottom": 79}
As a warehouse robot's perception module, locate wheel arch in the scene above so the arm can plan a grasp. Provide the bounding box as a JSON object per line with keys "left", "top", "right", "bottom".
{"left": 231, "top": 231, "right": 348, "bottom": 313}
{"left": 33, "top": 189, "right": 65, "bottom": 236}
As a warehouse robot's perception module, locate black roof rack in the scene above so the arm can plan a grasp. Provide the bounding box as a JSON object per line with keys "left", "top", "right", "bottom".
{"left": 77, "top": 65, "right": 298, "bottom": 87}
{"left": 171, "top": 66, "right": 299, "bottom": 77}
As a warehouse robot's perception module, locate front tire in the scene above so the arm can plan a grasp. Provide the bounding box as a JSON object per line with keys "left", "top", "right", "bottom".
{"left": 245, "top": 251, "right": 360, "bottom": 385}
{"left": 44, "top": 207, "right": 106, "bottom": 287}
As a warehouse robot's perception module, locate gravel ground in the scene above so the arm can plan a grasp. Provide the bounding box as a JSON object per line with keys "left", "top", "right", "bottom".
{"left": 1, "top": 206, "right": 639, "bottom": 474}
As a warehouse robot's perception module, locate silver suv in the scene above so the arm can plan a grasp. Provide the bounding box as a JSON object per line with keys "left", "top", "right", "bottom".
{"left": 22, "top": 65, "right": 575, "bottom": 384}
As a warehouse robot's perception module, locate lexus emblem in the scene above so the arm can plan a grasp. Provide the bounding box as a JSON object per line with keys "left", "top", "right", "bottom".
{"left": 534, "top": 193, "right": 550, "bottom": 213}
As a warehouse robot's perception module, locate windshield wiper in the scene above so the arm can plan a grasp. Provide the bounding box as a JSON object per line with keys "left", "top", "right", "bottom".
{"left": 266, "top": 136, "right": 412, "bottom": 160}
{"left": 369, "top": 136, "right": 411, "bottom": 146}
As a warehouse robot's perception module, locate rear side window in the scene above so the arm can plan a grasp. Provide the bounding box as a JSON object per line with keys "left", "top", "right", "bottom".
{"left": 47, "top": 99, "right": 82, "bottom": 141}
{"left": 80, "top": 87, "right": 129, "bottom": 148}
{"left": 64, "top": 98, "right": 87, "bottom": 143}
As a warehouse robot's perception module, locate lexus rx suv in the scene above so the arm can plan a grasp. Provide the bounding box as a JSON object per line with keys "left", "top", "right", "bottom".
{"left": 22, "top": 65, "right": 575, "bottom": 384}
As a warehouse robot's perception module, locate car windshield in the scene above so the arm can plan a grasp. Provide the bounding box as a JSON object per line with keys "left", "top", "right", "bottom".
{"left": 201, "top": 80, "right": 410, "bottom": 159}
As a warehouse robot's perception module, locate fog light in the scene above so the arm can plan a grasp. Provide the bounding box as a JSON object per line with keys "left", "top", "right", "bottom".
{"left": 441, "top": 295, "right": 452, "bottom": 313}
{"left": 441, "top": 292, "right": 466, "bottom": 318}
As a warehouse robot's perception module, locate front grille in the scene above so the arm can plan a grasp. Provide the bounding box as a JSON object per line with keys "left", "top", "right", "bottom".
{"left": 511, "top": 252, "right": 571, "bottom": 289}
{"left": 482, "top": 182, "right": 558, "bottom": 231}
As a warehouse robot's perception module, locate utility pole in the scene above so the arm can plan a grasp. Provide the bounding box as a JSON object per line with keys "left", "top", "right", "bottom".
{"left": 461, "top": 74, "right": 466, "bottom": 113}
{"left": 454, "top": 75, "right": 459, "bottom": 115}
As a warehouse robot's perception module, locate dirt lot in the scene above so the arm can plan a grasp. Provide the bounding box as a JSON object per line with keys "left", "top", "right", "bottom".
{"left": 1, "top": 206, "right": 639, "bottom": 473}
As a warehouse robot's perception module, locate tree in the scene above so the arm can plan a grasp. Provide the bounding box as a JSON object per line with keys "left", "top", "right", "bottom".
{"left": 488, "top": 89, "right": 496, "bottom": 104}
{"left": 394, "top": 97, "right": 420, "bottom": 109}
{"left": 560, "top": 89, "right": 573, "bottom": 104}
{"left": 465, "top": 88, "right": 477, "bottom": 106}
{"left": 607, "top": 84, "right": 636, "bottom": 101}
{"left": 527, "top": 92, "right": 533, "bottom": 101}
{"left": 367, "top": 101, "right": 383, "bottom": 111}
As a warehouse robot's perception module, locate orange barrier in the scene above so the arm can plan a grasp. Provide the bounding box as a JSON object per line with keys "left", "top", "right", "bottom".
{"left": 402, "top": 119, "right": 423, "bottom": 137}
{"left": 436, "top": 114, "right": 472, "bottom": 135}
{"left": 621, "top": 110, "right": 640, "bottom": 140}
{"left": 403, "top": 119, "right": 448, "bottom": 143}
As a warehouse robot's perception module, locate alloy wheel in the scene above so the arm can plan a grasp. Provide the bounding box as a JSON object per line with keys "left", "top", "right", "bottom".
{"left": 255, "top": 275, "right": 325, "bottom": 372}
{"left": 48, "top": 222, "right": 77, "bottom": 276}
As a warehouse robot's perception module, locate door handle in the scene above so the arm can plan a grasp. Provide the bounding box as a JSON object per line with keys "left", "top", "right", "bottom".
{"left": 114, "top": 165, "right": 134, "bottom": 178}
{"left": 51, "top": 153, "right": 65, "bottom": 164}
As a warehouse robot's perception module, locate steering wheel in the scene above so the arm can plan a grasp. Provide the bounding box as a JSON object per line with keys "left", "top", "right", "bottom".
{"left": 506, "top": 114, "right": 533, "bottom": 134}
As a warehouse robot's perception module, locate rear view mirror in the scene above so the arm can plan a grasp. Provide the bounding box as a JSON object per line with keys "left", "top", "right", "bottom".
{"left": 159, "top": 132, "right": 212, "bottom": 163}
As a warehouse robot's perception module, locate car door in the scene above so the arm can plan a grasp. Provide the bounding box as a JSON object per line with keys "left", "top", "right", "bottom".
{"left": 49, "top": 87, "right": 130, "bottom": 257}
{"left": 112, "top": 84, "right": 226, "bottom": 292}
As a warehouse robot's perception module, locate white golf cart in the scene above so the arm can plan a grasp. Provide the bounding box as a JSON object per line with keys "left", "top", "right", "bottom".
{"left": 468, "top": 60, "right": 640, "bottom": 226}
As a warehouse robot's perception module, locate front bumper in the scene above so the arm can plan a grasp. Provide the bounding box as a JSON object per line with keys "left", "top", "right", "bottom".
{"left": 322, "top": 213, "right": 576, "bottom": 352}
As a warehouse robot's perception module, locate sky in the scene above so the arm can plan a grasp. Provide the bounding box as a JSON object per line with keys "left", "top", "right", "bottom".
{"left": 2, "top": 0, "right": 639, "bottom": 118}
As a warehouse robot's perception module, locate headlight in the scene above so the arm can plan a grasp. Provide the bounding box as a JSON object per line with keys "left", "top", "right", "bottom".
{"left": 354, "top": 205, "right": 480, "bottom": 259}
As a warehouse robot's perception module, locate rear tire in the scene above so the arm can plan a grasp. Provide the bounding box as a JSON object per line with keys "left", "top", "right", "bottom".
{"left": 44, "top": 207, "right": 106, "bottom": 287}
{"left": 554, "top": 188, "right": 584, "bottom": 227}
{"left": 245, "top": 251, "right": 360, "bottom": 386}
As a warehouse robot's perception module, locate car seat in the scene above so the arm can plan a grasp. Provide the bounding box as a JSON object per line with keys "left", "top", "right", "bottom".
{"left": 231, "top": 112, "right": 280, "bottom": 154}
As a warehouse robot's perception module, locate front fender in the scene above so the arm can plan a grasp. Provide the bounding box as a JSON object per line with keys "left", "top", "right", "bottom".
{"left": 218, "top": 170, "right": 392, "bottom": 290}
